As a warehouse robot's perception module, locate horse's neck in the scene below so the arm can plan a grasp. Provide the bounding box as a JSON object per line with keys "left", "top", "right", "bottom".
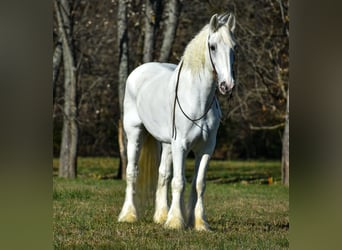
{"left": 176, "top": 63, "right": 216, "bottom": 116}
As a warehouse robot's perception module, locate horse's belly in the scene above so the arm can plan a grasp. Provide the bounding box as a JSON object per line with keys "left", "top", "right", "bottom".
{"left": 137, "top": 92, "right": 171, "bottom": 142}
{"left": 135, "top": 64, "right": 175, "bottom": 142}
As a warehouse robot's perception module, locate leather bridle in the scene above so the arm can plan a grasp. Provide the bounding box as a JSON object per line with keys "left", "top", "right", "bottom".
{"left": 171, "top": 36, "right": 218, "bottom": 139}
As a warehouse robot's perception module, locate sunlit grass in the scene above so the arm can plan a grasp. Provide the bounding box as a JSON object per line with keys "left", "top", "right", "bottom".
{"left": 53, "top": 157, "right": 288, "bottom": 249}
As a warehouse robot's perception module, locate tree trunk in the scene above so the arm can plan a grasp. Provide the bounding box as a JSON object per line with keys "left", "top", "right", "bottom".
{"left": 53, "top": 42, "right": 62, "bottom": 105}
{"left": 281, "top": 89, "right": 289, "bottom": 186}
{"left": 158, "top": 0, "right": 181, "bottom": 62}
{"left": 117, "top": 0, "right": 129, "bottom": 179}
{"left": 55, "top": 0, "right": 78, "bottom": 178}
{"left": 143, "top": 0, "right": 162, "bottom": 63}
{"left": 143, "top": 0, "right": 155, "bottom": 62}
{"left": 53, "top": 41, "right": 62, "bottom": 89}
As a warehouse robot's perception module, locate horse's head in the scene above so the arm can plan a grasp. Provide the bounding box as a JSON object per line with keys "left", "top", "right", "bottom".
{"left": 208, "top": 13, "right": 236, "bottom": 95}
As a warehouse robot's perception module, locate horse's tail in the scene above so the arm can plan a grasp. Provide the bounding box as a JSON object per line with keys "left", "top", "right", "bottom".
{"left": 135, "top": 133, "right": 161, "bottom": 210}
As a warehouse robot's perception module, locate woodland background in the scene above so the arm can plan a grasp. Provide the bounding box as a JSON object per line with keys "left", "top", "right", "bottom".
{"left": 53, "top": 0, "right": 289, "bottom": 182}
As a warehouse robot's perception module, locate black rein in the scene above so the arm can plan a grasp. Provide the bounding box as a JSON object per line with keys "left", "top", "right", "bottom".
{"left": 171, "top": 38, "right": 218, "bottom": 139}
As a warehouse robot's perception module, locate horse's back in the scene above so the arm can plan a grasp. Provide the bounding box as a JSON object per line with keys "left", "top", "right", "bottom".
{"left": 124, "top": 62, "right": 177, "bottom": 142}
{"left": 125, "top": 62, "right": 176, "bottom": 98}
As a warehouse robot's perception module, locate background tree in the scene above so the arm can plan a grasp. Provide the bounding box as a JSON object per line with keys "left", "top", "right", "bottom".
{"left": 53, "top": 39, "right": 62, "bottom": 103}
{"left": 117, "top": 0, "right": 129, "bottom": 180}
{"left": 158, "top": 0, "right": 182, "bottom": 62}
{"left": 278, "top": 0, "right": 289, "bottom": 185}
{"left": 54, "top": 1, "right": 119, "bottom": 158}
{"left": 143, "top": 0, "right": 162, "bottom": 62}
{"left": 282, "top": 90, "right": 289, "bottom": 185}
{"left": 55, "top": 0, "right": 78, "bottom": 178}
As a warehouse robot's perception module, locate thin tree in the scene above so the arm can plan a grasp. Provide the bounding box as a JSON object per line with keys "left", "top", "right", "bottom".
{"left": 55, "top": 0, "right": 78, "bottom": 178}
{"left": 282, "top": 89, "right": 289, "bottom": 185}
{"left": 143, "top": 0, "right": 162, "bottom": 63}
{"left": 277, "top": 0, "right": 289, "bottom": 186}
{"left": 117, "top": 0, "right": 129, "bottom": 180}
{"left": 158, "top": 0, "right": 182, "bottom": 62}
{"left": 143, "top": 0, "right": 155, "bottom": 62}
{"left": 53, "top": 39, "right": 62, "bottom": 100}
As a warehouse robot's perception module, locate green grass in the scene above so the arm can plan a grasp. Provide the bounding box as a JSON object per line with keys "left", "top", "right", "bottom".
{"left": 53, "top": 158, "right": 289, "bottom": 249}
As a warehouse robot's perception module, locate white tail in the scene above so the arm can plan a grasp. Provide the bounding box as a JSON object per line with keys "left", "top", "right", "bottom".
{"left": 135, "top": 133, "right": 161, "bottom": 210}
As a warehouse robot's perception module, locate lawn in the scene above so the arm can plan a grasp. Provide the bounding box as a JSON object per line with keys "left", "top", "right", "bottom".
{"left": 53, "top": 158, "right": 289, "bottom": 249}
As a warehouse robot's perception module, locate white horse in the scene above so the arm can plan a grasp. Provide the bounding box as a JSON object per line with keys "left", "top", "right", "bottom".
{"left": 118, "top": 13, "right": 236, "bottom": 231}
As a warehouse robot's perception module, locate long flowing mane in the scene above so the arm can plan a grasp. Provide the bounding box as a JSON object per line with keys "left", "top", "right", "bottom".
{"left": 182, "top": 25, "right": 209, "bottom": 73}
{"left": 182, "top": 17, "right": 236, "bottom": 74}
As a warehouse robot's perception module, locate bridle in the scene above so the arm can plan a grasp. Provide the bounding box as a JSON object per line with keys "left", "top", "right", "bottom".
{"left": 171, "top": 36, "right": 218, "bottom": 139}
{"left": 207, "top": 39, "right": 218, "bottom": 81}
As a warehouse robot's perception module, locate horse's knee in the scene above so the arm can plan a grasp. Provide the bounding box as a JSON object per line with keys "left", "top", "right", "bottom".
{"left": 196, "top": 181, "right": 206, "bottom": 195}
{"left": 159, "top": 166, "right": 171, "bottom": 182}
{"left": 171, "top": 177, "right": 185, "bottom": 192}
{"left": 126, "top": 164, "right": 138, "bottom": 181}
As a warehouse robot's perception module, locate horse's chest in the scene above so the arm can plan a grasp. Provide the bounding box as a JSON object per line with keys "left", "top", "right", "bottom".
{"left": 185, "top": 118, "right": 219, "bottom": 147}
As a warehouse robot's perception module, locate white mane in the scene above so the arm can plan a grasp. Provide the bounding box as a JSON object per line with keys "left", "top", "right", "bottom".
{"left": 182, "top": 23, "right": 236, "bottom": 74}
{"left": 182, "top": 25, "right": 209, "bottom": 73}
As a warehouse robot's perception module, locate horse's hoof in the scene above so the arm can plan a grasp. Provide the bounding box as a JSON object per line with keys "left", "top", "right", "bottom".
{"left": 118, "top": 213, "right": 137, "bottom": 223}
{"left": 194, "top": 218, "right": 210, "bottom": 231}
{"left": 164, "top": 216, "right": 185, "bottom": 230}
{"left": 153, "top": 208, "right": 168, "bottom": 224}
{"left": 118, "top": 206, "right": 138, "bottom": 223}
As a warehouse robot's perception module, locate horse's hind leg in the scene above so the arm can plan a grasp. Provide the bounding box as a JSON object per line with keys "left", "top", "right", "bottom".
{"left": 118, "top": 122, "right": 145, "bottom": 223}
{"left": 154, "top": 143, "right": 172, "bottom": 224}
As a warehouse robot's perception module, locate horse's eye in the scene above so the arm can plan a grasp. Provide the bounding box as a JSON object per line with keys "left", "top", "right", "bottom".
{"left": 210, "top": 45, "right": 216, "bottom": 51}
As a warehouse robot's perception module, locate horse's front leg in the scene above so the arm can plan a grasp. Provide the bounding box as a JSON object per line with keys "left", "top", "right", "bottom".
{"left": 191, "top": 153, "right": 211, "bottom": 231}
{"left": 153, "top": 143, "right": 172, "bottom": 224}
{"left": 186, "top": 156, "right": 201, "bottom": 227}
{"left": 164, "top": 144, "right": 186, "bottom": 229}
{"left": 189, "top": 139, "right": 216, "bottom": 231}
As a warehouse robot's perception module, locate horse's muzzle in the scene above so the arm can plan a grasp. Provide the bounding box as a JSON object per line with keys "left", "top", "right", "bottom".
{"left": 219, "top": 81, "right": 234, "bottom": 95}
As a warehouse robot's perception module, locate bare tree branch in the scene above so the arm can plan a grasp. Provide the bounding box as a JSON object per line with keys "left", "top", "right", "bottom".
{"left": 249, "top": 123, "right": 285, "bottom": 131}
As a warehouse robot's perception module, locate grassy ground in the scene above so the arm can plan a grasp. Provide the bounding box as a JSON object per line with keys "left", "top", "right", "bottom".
{"left": 53, "top": 158, "right": 289, "bottom": 249}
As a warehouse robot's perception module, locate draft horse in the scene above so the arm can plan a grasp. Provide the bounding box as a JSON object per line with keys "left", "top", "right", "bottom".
{"left": 118, "top": 13, "right": 236, "bottom": 231}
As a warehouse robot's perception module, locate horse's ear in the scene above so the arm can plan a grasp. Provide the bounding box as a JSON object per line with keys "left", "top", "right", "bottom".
{"left": 226, "top": 13, "right": 236, "bottom": 32}
{"left": 209, "top": 14, "right": 218, "bottom": 33}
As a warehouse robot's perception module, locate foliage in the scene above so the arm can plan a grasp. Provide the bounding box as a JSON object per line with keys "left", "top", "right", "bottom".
{"left": 53, "top": 157, "right": 289, "bottom": 248}
{"left": 53, "top": 0, "right": 289, "bottom": 159}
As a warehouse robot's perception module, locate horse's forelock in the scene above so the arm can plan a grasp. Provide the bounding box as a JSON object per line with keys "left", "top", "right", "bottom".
{"left": 219, "top": 26, "right": 236, "bottom": 47}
